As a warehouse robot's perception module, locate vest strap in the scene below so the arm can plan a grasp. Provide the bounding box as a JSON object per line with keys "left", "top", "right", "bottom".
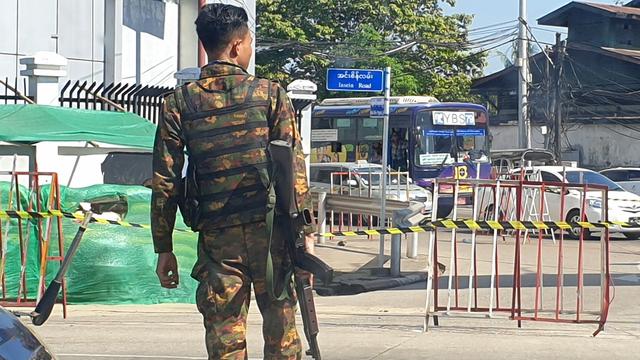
{"left": 197, "top": 183, "right": 265, "bottom": 202}
{"left": 198, "top": 199, "right": 266, "bottom": 218}
{"left": 197, "top": 162, "right": 270, "bottom": 180}
{"left": 188, "top": 121, "right": 268, "bottom": 140}
{"left": 199, "top": 141, "right": 266, "bottom": 160}
{"left": 182, "top": 101, "right": 269, "bottom": 121}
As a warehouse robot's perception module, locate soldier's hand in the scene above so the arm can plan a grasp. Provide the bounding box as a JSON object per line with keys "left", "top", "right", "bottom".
{"left": 305, "top": 233, "right": 316, "bottom": 255}
{"left": 156, "top": 252, "right": 179, "bottom": 289}
{"left": 304, "top": 234, "right": 316, "bottom": 287}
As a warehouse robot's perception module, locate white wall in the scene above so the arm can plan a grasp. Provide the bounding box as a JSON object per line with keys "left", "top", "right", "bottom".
{"left": 121, "top": 0, "right": 179, "bottom": 86}
{"left": 0, "top": 0, "right": 106, "bottom": 84}
{"left": 490, "top": 124, "right": 640, "bottom": 169}
{"left": 0, "top": 141, "right": 135, "bottom": 188}
{"left": 0, "top": 0, "right": 179, "bottom": 88}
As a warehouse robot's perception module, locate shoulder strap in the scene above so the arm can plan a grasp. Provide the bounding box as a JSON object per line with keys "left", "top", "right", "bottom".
{"left": 245, "top": 77, "right": 259, "bottom": 102}
{"left": 180, "top": 84, "right": 197, "bottom": 115}
{"left": 266, "top": 81, "right": 276, "bottom": 129}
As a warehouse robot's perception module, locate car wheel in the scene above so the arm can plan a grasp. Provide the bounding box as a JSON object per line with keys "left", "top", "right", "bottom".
{"left": 624, "top": 232, "right": 640, "bottom": 240}
{"left": 435, "top": 197, "right": 454, "bottom": 219}
{"left": 483, "top": 204, "right": 506, "bottom": 221}
{"left": 566, "top": 209, "right": 593, "bottom": 240}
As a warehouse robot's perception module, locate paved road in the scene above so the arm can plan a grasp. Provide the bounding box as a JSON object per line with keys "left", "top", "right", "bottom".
{"left": 19, "top": 233, "right": 640, "bottom": 359}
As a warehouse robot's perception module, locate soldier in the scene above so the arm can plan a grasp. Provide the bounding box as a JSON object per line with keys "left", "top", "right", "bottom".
{"left": 150, "top": 3, "right": 314, "bottom": 359}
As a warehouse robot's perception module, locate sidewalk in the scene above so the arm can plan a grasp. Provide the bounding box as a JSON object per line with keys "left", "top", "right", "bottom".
{"left": 313, "top": 233, "right": 430, "bottom": 296}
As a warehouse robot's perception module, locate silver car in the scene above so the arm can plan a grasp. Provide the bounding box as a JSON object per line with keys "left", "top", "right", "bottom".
{"left": 309, "top": 162, "right": 431, "bottom": 210}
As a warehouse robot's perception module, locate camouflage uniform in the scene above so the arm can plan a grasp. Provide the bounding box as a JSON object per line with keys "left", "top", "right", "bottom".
{"left": 151, "top": 62, "right": 311, "bottom": 359}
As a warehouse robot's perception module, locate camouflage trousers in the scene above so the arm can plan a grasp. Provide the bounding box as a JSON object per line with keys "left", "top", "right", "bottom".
{"left": 191, "top": 218, "right": 302, "bottom": 360}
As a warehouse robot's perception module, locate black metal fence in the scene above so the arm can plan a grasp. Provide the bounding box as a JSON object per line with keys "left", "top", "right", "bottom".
{"left": 0, "top": 77, "right": 34, "bottom": 104}
{"left": 59, "top": 80, "right": 172, "bottom": 124}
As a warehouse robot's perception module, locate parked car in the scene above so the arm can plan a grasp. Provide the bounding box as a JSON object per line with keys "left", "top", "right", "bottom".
{"left": 0, "top": 306, "right": 55, "bottom": 359}
{"left": 600, "top": 167, "right": 640, "bottom": 196}
{"left": 481, "top": 166, "right": 640, "bottom": 240}
{"left": 309, "top": 162, "right": 431, "bottom": 211}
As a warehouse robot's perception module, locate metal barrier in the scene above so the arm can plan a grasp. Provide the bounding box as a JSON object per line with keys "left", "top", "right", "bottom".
{"left": 424, "top": 177, "right": 612, "bottom": 336}
{"left": 0, "top": 77, "right": 34, "bottom": 104}
{"left": 0, "top": 170, "right": 68, "bottom": 318}
{"left": 327, "top": 169, "right": 412, "bottom": 233}
{"left": 315, "top": 192, "right": 425, "bottom": 275}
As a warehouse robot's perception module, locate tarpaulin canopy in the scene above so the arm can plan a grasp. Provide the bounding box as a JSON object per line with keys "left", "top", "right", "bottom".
{"left": 0, "top": 104, "right": 157, "bottom": 149}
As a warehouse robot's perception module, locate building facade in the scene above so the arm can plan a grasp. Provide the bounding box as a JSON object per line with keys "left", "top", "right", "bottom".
{"left": 472, "top": 0, "right": 640, "bottom": 168}
{"left": 0, "top": 0, "right": 255, "bottom": 89}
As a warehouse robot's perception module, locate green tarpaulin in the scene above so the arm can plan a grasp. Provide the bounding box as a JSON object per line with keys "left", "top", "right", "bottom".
{"left": 0, "top": 182, "right": 199, "bottom": 304}
{"left": 0, "top": 104, "right": 156, "bottom": 149}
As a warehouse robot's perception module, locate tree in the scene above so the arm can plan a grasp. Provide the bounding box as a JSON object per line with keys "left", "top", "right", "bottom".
{"left": 256, "top": 0, "right": 486, "bottom": 101}
{"left": 495, "top": 41, "right": 537, "bottom": 69}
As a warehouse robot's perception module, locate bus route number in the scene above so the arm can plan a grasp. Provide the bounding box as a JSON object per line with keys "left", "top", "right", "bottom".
{"left": 455, "top": 166, "right": 468, "bottom": 179}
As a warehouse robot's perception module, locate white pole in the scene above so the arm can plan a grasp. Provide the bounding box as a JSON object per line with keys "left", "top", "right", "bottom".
{"left": 317, "top": 192, "right": 327, "bottom": 245}
{"left": 467, "top": 164, "right": 481, "bottom": 312}
{"left": 378, "top": 67, "right": 392, "bottom": 268}
{"left": 518, "top": 0, "right": 530, "bottom": 148}
{"left": 424, "top": 181, "right": 440, "bottom": 331}
{"left": 489, "top": 180, "right": 501, "bottom": 317}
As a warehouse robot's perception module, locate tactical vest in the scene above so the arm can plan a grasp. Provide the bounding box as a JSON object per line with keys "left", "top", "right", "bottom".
{"left": 176, "top": 76, "right": 273, "bottom": 230}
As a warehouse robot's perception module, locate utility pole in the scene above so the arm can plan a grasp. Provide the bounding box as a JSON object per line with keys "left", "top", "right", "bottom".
{"left": 517, "top": 0, "right": 530, "bottom": 148}
{"left": 553, "top": 33, "right": 566, "bottom": 162}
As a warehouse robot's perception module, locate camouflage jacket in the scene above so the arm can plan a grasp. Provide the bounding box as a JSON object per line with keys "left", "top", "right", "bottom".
{"left": 151, "top": 62, "right": 312, "bottom": 253}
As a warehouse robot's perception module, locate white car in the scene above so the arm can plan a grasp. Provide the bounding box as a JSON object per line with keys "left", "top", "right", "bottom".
{"left": 600, "top": 167, "right": 640, "bottom": 196}
{"left": 483, "top": 166, "right": 640, "bottom": 240}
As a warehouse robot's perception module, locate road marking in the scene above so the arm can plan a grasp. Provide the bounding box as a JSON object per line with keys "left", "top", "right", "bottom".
{"left": 616, "top": 274, "right": 640, "bottom": 283}
{"left": 58, "top": 355, "right": 262, "bottom": 360}
{"left": 58, "top": 354, "right": 205, "bottom": 359}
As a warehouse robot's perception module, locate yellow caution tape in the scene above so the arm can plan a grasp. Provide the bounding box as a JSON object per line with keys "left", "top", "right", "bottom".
{"left": 1, "top": 210, "right": 638, "bottom": 238}
{"left": 319, "top": 219, "right": 640, "bottom": 238}
{"left": 0, "top": 210, "right": 191, "bottom": 233}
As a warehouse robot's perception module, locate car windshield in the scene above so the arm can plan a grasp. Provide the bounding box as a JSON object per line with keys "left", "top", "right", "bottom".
{"left": 353, "top": 168, "right": 410, "bottom": 186}
{"left": 565, "top": 171, "right": 623, "bottom": 191}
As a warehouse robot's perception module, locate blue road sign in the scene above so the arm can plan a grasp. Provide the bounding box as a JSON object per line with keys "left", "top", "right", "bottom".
{"left": 326, "top": 68, "right": 385, "bottom": 92}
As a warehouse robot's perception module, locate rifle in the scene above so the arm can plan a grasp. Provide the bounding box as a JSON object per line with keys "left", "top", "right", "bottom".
{"left": 269, "top": 140, "right": 333, "bottom": 360}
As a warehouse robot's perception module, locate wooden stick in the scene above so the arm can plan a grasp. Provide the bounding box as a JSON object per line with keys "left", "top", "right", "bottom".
{"left": 81, "top": 87, "right": 127, "bottom": 112}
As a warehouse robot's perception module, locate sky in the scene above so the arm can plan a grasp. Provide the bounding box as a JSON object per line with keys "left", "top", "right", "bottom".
{"left": 443, "top": 0, "right": 623, "bottom": 75}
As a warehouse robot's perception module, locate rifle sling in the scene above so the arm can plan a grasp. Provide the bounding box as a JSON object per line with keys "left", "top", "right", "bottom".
{"left": 265, "top": 169, "right": 293, "bottom": 301}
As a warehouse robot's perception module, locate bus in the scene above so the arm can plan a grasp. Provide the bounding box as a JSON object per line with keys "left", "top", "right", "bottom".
{"left": 311, "top": 96, "right": 492, "bottom": 217}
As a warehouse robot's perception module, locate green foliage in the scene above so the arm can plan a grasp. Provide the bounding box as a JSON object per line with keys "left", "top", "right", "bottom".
{"left": 256, "top": 0, "right": 486, "bottom": 101}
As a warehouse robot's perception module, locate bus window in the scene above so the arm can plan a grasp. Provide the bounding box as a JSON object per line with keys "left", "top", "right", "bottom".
{"left": 356, "top": 118, "right": 383, "bottom": 162}
{"left": 390, "top": 129, "right": 409, "bottom": 171}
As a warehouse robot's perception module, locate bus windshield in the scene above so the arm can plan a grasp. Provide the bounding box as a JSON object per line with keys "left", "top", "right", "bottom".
{"left": 414, "top": 110, "right": 489, "bottom": 167}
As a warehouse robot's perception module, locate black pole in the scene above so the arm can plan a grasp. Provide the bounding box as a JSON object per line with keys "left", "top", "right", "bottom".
{"left": 553, "top": 33, "right": 565, "bottom": 163}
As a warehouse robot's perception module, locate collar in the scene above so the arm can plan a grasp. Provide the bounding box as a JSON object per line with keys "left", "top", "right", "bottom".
{"left": 200, "top": 61, "right": 249, "bottom": 79}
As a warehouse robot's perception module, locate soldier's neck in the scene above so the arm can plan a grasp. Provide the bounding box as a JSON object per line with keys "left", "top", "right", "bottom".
{"left": 206, "top": 52, "right": 239, "bottom": 67}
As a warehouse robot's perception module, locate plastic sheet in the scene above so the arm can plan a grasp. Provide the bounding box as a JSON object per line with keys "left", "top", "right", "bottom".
{"left": 0, "top": 182, "right": 199, "bottom": 304}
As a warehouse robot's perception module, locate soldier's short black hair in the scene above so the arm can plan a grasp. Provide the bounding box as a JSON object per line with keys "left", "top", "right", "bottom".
{"left": 195, "top": 4, "right": 249, "bottom": 54}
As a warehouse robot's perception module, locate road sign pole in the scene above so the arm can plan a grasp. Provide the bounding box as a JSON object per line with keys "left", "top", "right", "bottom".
{"left": 378, "top": 66, "right": 391, "bottom": 268}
